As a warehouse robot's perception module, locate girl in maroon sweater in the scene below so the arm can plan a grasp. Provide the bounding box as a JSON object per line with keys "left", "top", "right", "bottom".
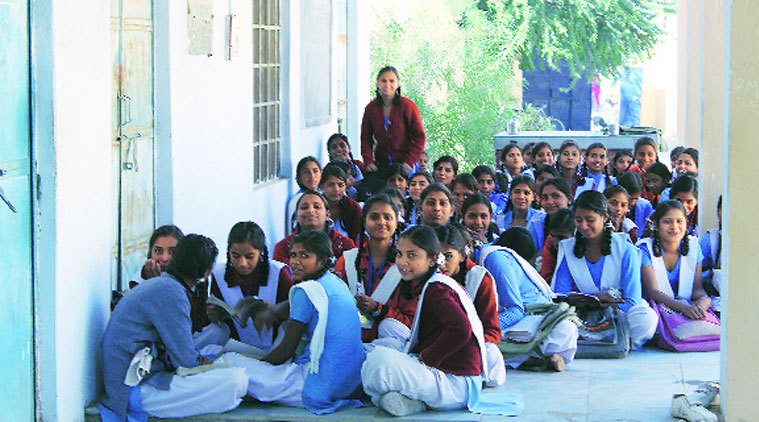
{"left": 320, "top": 164, "right": 363, "bottom": 241}
{"left": 361, "top": 226, "right": 486, "bottom": 417}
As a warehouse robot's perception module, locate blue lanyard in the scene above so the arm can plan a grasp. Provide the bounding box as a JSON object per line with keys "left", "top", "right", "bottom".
{"left": 366, "top": 254, "right": 388, "bottom": 295}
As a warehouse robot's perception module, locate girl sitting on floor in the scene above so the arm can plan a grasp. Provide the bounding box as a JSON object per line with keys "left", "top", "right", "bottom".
{"left": 432, "top": 155, "right": 458, "bottom": 188}
{"left": 473, "top": 164, "right": 508, "bottom": 215}
{"left": 618, "top": 171, "right": 655, "bottom": 234}
{"left": 675, "top": 147, "right": 699, "bottom": 177}
{"left": 361, "top": 225, "right": 487, "bottom": 416}
{"left": 435, "top": 224, "right": 505, "bottom": 387}
{"left": 273, "top": 190, "right": 355, "bottom": 264}
{"left": 130, "top": 224, "right": 184, "bottom": 287}
{"left": 639, "top": 201, "right": 712, "bottom": 321}
{"left": 496, "top": 175, "right": 543, "bottom": 229}
{"left": 539, "top": 208, "right": 575, "bottom": 282}
{"left": 480, "top": 227, "right": 578, "bottom": 372}
{"left": 533, "top": 165, "right": 561, "bottom": 204}
{"left": 220, "top": 230, "right": 365, "bottom": 415}
{"left": 528, "top": 177, "right": 572, "bottom": 253}
{"left": 419, "top": 183, "right": 455, "bottom": 227}
{"left": 405, "top": 171, "right": 433, "bottom": 226}
{"left": 670, "top": 174, "right": 700, "bottom": 237}
{"left": 604, "top": 185, "right": 638, "bottom": 244}
{"left": 700, "top": 196, "right": 722, "bottom": 296}
{"left": 574, "top": 142, "right": 617, "bottom": 200}
{"left": 333, "top": 194, "right": 403, "bottom": 343}
{"left": 286, "top": 156, "right": 322, "bottom": 235}
{"left": 206, "top": 221, "right": 293, "bottom": 352}
{"left": 552, "top": 191, "right": 658, "bottom": 349}
{"left": 451, "top": 173, "right": 477, "bottom": 218}
{"left": 320, "top": 164, "right": 363, "bottom": 241}
{"left": 610, "top": 150, "right": 634, "bottom": 177}
{"left": 629, "top": 136, "right": 659, "bottom": 175}
{"left": 643, "top": 162, "right": 672, "bottom": 208}
{"left": 555, "top": 140, "right": 581, "bottom": 195}
{"left": 385, "top": 162, "right": 410, "bottom": 197}
{"left": 497, "top": 144, "right": 525, "bottom": 192}
{"left": 461, "top": 193, "right": 501, "bottom": 255}
{"left": 99, "top": 235, "right": 248, "bottom": 422}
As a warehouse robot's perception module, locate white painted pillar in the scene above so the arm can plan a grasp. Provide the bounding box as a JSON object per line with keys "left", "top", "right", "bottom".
{"left": 345, "top": 0, "right": 369, "bottom": 155}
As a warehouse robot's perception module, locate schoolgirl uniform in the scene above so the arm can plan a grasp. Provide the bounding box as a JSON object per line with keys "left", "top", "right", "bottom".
{"left": 539, "top": 235, "right": 559, "bottom": 282}
{"left": 700, "top": 229, "right": 722, "bottom": 294}
{"left": 273, "top": 229, "right": 356, "bottom": 265}
{"left": 330, "top": 195, "right": 363, "bottom": 241}
{"left": 99, "top": 275, "right": 248, "bottom": 422}
{"left": 219, "top": 271, "right": 365, "bottom": 415}
{"left": 496, "top": 207, "right": 544, "bottom": 231}
{"left": 552, "top": 232, "right": 658, "bottom": 349}
{"left": 638, "top": 237, "right": 704, "bottom": 304}
{"left": 616, "top": 218, "right": 638, "bottom": 244}
{"left": 333, "top": 244, "right": 403, "bottom": 343}
{"left": 204, "top": 261, "right": 292, "bottom": 351}
{"left": 285, "top": 190, "right": 304, "bottom": 236}
{"left": 361, "top": 273, "right": 488, "bottom": 411}
{"left": 628, "top": 197, "right": 655, "bottom": 234}
{"left": 527, "top": 212, "right": 548, "bottom": 252}
{"left": 489, "top": 190, "right": 509, "bottom": 215}
{"left": 480, "top": 245, "right": 578, "bottom": 368}
{"left": 404, "top": 196, "right": 421, "bottom": 227}
{"left": 573, "top": 173, "right": 617, "bottom": 200}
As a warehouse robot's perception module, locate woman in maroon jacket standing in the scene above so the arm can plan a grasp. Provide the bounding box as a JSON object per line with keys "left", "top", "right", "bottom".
{"left": 361, "top": 66, "right": 426, "bottom": 179}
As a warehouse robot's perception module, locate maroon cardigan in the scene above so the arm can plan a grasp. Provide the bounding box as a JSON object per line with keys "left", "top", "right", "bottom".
{"left": 411, "top": 282, "right": 482, "bottom": 376}
{"left": 360, "top": 96, "right": 426, "bottom": 167}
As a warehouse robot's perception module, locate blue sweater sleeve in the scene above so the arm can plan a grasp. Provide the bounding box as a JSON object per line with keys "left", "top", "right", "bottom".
{"left": 618, "top": 243, "right": 643, "bottom": 312}
{"left": 640, "top": 242, "right": 653, "bottom": 267}
{"left": 484, "top": 251, "right": 526, "bottom": 329}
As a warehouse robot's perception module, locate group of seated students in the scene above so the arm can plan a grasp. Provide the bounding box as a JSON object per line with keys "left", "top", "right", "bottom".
{"left": 98, "top": 133, "right": 722, "bottom": 421}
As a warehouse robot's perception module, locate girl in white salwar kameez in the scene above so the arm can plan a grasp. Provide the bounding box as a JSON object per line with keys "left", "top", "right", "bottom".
{"left": 218, "top": 230, "right": 365, "bottom": 415}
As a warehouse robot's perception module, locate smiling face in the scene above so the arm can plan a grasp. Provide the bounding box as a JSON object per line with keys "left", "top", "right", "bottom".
{"left": 421, "top": 190, "right": 454, "bottom": 227}
{"left": 607, "top": 192, "right": 629, "bottom": 226}
{"left": 228, "top": 242, "right": 261, "bottom": 277}
{"left": 645, "top": 172, "right": 667, "bottom": 195}
{"left": 451, "top": 184, "right": 474, "bottom": 213}
{"left": 408, "top": 175, "right": 430, "bottom": 202}
{"left": 476, "top": 173, "right": 496, "bottom": 196}
{"left": 298, "top": 161, "right": 321, "bottom": 191}
{"left": 540, "top": 184, "right": 570, "bottom": 216}
{"left": 585, "top": 147, "right": 608, "bottom": 174}
{"left": 439, "top": 244, "right": 466, "bottom": 278}
{"left": 509, "top": 183, "right": 534, "bottom": 212}
{"left": 559, "top": 146, "right": 581, "bottom": 171}
{"left": 656, "top": 208, "right": 688, "bottom": 244}
{"left": 395, "top": 237, "right": 436, "bottom": 281}
{"left": 574, "top": 207, "right": 608, "bottom": 242}
{"left": 673, "top": 192, "right": 698, "bottom": 216}
{"left": 533, "top": 146, "right": 555, "bottom": 167}
{"left": 364, "top": 202, "right": 397, "bottom": 241}
{"left": 150, "top": 235, "right": 179, "bottom": 271}
{"left": 635, "top": 145, "right": 657, "bottom": 171}
{"left": 676, "top": 153, "right": 698, "bottom": 176}
{"left": 376, "top": 70, "right": 399, "bottom": 100}
{"left": 463, "top": 203, "right": 492, "bottom": 238}
{"left": 297, "top": 193, "right": 328, "bottom": 231}
{"left": 328, "top": 137, "right": 351, "bottom": 162}
{"left": 434, "top": 162, "right": 455, "bottom": 186}
{"left": 289, "top": 243, "right": 323, "bottom": 281}
{"left": 386, "top": 173, "right": 408, "bottom": 194}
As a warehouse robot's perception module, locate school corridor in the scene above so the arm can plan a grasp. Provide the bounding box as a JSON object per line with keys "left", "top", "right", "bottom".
{"left": 83, "top": 347, "right": 719, "bottom": 421}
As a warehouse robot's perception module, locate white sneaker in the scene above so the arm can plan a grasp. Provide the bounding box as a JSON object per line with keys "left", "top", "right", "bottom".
{"left": 378, "top": 391, "right": 427, "bottom": 417}
{"left": 670, "top": 394, "right": 717, "bottom": 422}
{"left": 689, "top": 382, "right": 720, "bottom": 407}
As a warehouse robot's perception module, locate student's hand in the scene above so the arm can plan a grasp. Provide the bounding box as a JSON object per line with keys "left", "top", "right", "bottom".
{"left": 253, "top": 308, "right": 277, "bottom": 332}
{"left": 141, "top": 259, "right": 162, "bottom": 279}
{"left": 401, "top": 162, "right": 412, "bottom": 175}
{"left": 197, "top": 355, "right": 213, "bottom": 366}
{"left": 365, "top": 163, "right": 378, "bottom": 173}
{"left": 206, "top": 305, "right": 227, "bottom": 323}
{"left": 595, "top": 293, "right": 625, "bottom": 305}
{"left": 683, "top": 304, "right": 707, "bottom": 320}
{"left": 355, "top": 294, "right": 377, "bottom": 314}
{"left": 694, "top": 296, "right": 712, "bottom": 312}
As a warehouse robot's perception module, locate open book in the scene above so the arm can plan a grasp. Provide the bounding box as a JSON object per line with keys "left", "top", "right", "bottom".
{"left": 504, "top": 314, "right": 544, "bottom": 343}
{"left": 207, "top": 295, "right": 266, "bottom": 328}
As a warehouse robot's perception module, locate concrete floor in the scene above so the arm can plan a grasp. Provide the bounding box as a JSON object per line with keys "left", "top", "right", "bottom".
{"left": 85, "top": 346, "right": 720, "bottom": 422}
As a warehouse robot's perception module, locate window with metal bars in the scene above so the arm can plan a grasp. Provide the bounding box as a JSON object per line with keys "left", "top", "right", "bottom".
{"left": 252, "top": 0, "right": 281, "bottom": 183}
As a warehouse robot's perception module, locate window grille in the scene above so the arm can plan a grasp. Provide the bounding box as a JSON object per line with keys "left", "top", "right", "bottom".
{"left": 252, "top": 0, "right": 281, "bottom": 183}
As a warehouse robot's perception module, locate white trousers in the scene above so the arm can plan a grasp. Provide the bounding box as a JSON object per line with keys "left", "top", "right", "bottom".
{"left": 367, "top": 318, "right": 412, "bottom": 351}
{"left": 139, "top": 367, "right": 248, "bottom": 418}
{"left": 193, "top": 323, "right": 231, "bottom": 351}
{"left": 217, "top": 352, "right": 307, "bottom": 408}
{"left": 484, "top": 342, "right": 506, "bottom": 387}
{"left": 626, "top": 303, "right": 658, "bottom": 349}
{"left": 504, "top": 319, "right": 579, "bottom": 368}
{"left": 361, "top": 346, "right": 472, "bottom": 410}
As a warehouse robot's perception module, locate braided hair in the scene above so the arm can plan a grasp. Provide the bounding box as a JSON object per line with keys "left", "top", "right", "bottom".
{"left": 326, "top": 133, "right": 357, "bottom": 168}
{"left": 650, "top": 200, "right": 691, "bottom": 257}
{"left": 670, "top": 174, "right": 699, "bottom": 235}
{"left": 434, "top": 224, "right": 469, "bottom": 287}
{"left": 224, "top": 221, "right": 271, "bottom": 293}
{"left": 572, "top": 191, "right": 613, "bottom": 258}
{"left": 577, "top": 142, "right": 613, "bottom": 188}
{"left": 147, "top": 225, "right": 184, "bottom": 259}
{"left": 555, "top": 139, "right": 581, "bottom": 175}
{"left": 353, "top": 194, "right": 400, "bottom": 288}
{"left": 375, "top": 66, "right": 402, "bottom": 106}
{"left": 398, "top": 225, "right": 442, "bottom": 297}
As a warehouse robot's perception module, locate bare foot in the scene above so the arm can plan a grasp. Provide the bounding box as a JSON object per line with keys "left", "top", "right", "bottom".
{"left": 549, "top": 354, "right": 565, "bottom": 372}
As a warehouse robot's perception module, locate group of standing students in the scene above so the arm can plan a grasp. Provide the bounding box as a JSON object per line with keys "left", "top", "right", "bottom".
{"left": 98, "top": 66, "right": 722, "bottom": 421}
